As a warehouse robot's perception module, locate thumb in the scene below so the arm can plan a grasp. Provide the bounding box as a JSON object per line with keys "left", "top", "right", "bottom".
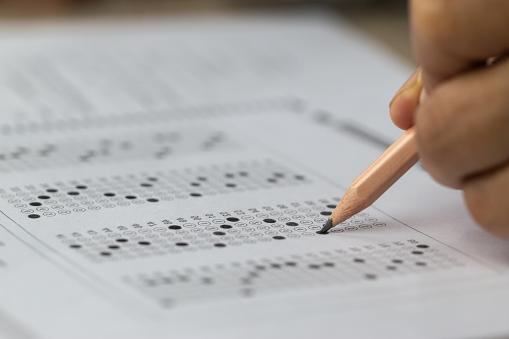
{"left": 389, "top": 69, "right": 423, "bottom": 130}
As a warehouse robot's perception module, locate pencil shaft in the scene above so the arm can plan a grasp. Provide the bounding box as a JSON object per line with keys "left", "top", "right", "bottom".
{"left": 331, "top": 128, "right": 418, "bottom": 225}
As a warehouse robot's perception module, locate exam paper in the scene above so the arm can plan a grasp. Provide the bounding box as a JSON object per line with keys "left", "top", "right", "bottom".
{"left": 0, "top": 13, "right": 508, "bottom": 339}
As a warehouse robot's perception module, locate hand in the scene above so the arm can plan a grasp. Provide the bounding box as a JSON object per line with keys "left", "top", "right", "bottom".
{"left": 390, "top": 0, "right": 509, "bottom": 237}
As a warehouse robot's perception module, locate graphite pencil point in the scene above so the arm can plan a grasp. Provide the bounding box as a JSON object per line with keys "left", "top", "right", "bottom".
{"left": 317, "top": 218, "right": 333, "bottom": 234}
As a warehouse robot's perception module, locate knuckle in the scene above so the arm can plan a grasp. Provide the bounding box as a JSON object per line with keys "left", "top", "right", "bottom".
{"left": 464, "top": 185, "right": 509, "bottom": 238}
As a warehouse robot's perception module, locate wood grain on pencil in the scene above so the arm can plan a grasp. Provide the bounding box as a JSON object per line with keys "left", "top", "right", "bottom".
{"left": 331, "top": 128, "right": 418, "bottom": 227}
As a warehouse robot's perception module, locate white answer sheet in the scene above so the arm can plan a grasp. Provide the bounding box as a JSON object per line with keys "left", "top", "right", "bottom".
{"left": 0, "top": 13, "right": 508, "bottom": 339}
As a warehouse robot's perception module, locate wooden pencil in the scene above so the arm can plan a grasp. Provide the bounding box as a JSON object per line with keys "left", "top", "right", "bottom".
{"left": 318, "top": 128, "right": 419, "bottom": 234}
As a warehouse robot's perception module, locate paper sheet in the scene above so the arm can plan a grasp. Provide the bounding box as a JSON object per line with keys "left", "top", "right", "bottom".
{"left": 0, "top": 13, "right": 508, "bottom": 339}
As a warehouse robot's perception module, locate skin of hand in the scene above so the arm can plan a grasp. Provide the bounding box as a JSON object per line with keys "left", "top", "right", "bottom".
{"left": 390, "top": 0, "right": 509, "bottom": 238}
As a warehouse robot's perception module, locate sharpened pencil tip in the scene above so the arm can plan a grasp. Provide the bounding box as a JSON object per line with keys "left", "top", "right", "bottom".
{"left": 317, "top": 218, "right": 333, "bottom": 234}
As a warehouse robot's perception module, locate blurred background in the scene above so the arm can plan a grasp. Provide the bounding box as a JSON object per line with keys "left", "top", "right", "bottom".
{"left": 0, "top": 0, "right": 411, "bottom": 63}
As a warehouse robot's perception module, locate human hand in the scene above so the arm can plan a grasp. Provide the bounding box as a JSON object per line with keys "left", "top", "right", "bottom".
{"left": 389, "top": 0, "right": 509, "bottom": 237}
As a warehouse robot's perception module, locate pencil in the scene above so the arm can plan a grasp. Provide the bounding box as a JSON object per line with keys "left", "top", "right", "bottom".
{"left": 318, "top": 127, "right": 419, "bottom": 234}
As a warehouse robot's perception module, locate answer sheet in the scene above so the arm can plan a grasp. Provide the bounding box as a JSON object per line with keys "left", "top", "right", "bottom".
{"left": 0, "top": 13, "right": 508, "bottom": 339}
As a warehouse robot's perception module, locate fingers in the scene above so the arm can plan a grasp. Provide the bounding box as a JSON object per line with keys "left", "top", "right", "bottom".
{"left": 410, "top": 0, "right": 509, "bottom": 89}
{"left": 389, "top": 70, "right": 422, "bottom": 130}
{"left": 463, "top": 164, "right": 509, "bottom": 238}
{"left": 414, "top": 57, "right": 509, "bottom": 188}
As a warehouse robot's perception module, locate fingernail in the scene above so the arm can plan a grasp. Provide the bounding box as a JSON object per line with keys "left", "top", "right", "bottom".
{"left": 419, "top": 86, "right": 427, "bottom": 104}
{"left": 390, "top": 69, "right": 423, "bottom": 108}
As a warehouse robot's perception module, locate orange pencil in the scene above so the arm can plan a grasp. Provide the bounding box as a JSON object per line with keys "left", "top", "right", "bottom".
{"left": 319, "top": 71, "right": 426, "bottom": 234}
{"left": 318, "top": 128, "right": 419, "bottom": 233}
